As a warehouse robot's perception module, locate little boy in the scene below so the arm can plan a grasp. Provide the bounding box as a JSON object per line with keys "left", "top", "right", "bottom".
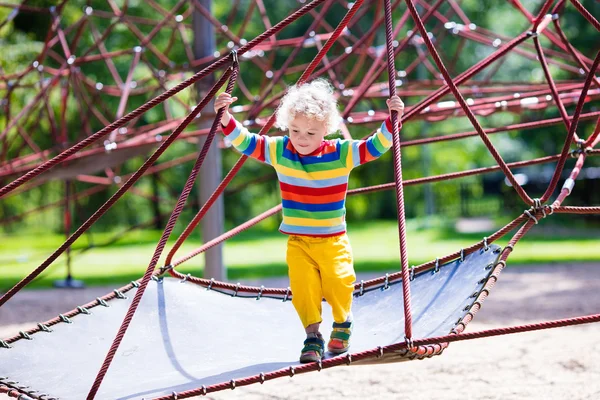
{"left": 215, "top": 79, "right": 404, "bottom": 363}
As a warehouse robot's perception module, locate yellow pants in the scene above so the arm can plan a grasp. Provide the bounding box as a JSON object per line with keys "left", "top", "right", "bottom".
{"left": 286, "top": 233, "right": 356, "bottom": 328}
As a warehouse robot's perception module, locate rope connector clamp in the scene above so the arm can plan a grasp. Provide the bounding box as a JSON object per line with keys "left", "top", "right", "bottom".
{"left": 483, "top": 237, "right": 489, "bottom": 251}
{"left": 404, "top": 335, "right": 414, "bottom": 351}
{"left": 382, "top": 273, "right": 389, "bottom": 290}
{"left": 256, "top": 285, "right": 264, "bottom": 300}
{"left": 159, "top": 264, "right": 173, "bottom": 275}
{"left": 232, "top": 282, "right": 241, "bottom": 297}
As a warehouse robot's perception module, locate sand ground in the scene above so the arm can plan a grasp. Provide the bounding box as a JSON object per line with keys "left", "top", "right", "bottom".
{"left": 1, "top": 262, "right": 599, "bottom": 400}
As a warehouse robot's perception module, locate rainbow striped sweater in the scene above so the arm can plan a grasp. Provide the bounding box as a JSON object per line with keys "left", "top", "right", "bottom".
{"left": 222, "top": 117, "right": 398, "bottom": 237}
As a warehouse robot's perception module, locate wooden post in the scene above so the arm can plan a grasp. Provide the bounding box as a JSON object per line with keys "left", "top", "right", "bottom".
{"left": 193, "top": 0, "right": 225, "bottom": 280}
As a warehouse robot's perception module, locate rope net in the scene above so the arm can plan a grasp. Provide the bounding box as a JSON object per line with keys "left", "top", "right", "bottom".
{"left": 0, "top": 0, "right": 599, "bottom": 398}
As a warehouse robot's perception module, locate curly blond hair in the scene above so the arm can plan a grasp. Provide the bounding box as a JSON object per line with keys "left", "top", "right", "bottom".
{"left": 275, "top": 79, "right": 341, "bottom": 135}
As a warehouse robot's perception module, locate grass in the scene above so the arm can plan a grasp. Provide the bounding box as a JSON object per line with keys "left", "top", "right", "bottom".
{"left": 1, "top": 219, "right": 599, "bottom": 291}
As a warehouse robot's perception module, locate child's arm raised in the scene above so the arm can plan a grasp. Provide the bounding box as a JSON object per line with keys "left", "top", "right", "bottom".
{"left": 214, "top": 92, "right": 281, "bottom": 166}
{"left": 342, "top": 95, "right": 404, "bottom": 168}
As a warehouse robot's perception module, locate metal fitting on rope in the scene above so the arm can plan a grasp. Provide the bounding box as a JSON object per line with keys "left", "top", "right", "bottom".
{"left": 256, "top": 285, "right": 264, "bottom": 300}
{"left": 409, "top": 266, "right": 415, "bottom": 281}
{"left": 96, "top": 297, "right": 109, "bottom": 307}
{"left": 159, "top": 264, "right": 173, "bottom": 275}
{"left": 171, "top": 391, "right": 178, "bottom": 400}
{"left": 460, "top": 248, "right": 465, "bottom": 262}
{"left": 179, "top": 273, "right": 191, "bottom": 283}
{"left": 229, "top": 379, "right": 236, "bottom": 390}
{"left": 113, "top": 289, "right": 127, "bottom": 299}
{"left": 359, "top": 280, "right": 364, "bottom": 296}
{"left": 482, "top": 237, "right": 489, "bottom": 251}
{"left": 527, "top": 31, "right": 538, "bottom": 38}
{"left": 58, "top": 314, "right": 72, "bottom": 324}
{"left": 562, "top": 178, "right": 576, "bottom": 195}
{"left": 524, "top": 209, "right": 538, "bottom": 224}
{"left": 571, "top": 139, "right": 591, "bottom": 157}
{"left": 524, "top": 199, "right": 550, "bottom": 225}
{"left": 130, "top": 280, "right": 140, "bottom": 288}
{"left": 404, "top": 335, "right": 414, "bottom": 351}
{"left": 382, "top": 273, "right": 389, "bottom": 290}
{"left": 37, "top": 323, "right": 52, "bottom": 333}
{"left": 345, "top": 354, "right": 352, "bottom": 365}
{"left": 377, "top": 346, "right": 384, "bottom": 358}
{"left": 316, "top": 359, "right": 323, "bottom": 371}
{"left": 19, "top": 331, "right": 32, "bottom": 340}
{"left": 200, "top": 385, "right": 207, "bottom": 395}
{"left": 207, "top": 278, "right": 215, "bottom": 291}
{"left": 433, "top": 258, "right": 440, "bottom": 273}
{"left": 77, "top": 306, "right": 91, "bottom": 315}
{"left": 230, "top": 49, "right": 238, "bottom": 66}
{"left": 206, "top": 278, "right": 215, "bottom": 290}
{"left": 259, "top": 373, "right": 265, "bottom": 384}
{"left": 288, "top": 366, "right": 295, "bottom": 377}
{"left": 231, "top": 282, "right": 241, "bottom": 297}
{"left": 283, "top": 287, "right": 291, "bottom": 302}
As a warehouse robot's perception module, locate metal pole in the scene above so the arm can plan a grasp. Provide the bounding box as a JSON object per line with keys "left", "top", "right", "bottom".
{"left": 192, "top": 0, "right": 225, "bottom": 280}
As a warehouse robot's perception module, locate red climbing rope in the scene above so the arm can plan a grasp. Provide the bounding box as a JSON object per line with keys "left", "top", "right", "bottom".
{"left": 383, "top": 0, "right": 413, "bottom": 342}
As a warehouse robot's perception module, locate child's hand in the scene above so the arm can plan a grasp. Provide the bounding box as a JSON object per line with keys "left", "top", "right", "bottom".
{"left": 214, "top": 92, "right": 238, "bottom": 126}
{"left": 386, "top": 95, "right": 404, "bottom": 117}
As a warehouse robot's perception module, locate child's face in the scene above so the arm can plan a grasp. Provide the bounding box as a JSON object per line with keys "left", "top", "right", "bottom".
{"left": 288, "top": 114, "right": 327, "bottom": 155}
